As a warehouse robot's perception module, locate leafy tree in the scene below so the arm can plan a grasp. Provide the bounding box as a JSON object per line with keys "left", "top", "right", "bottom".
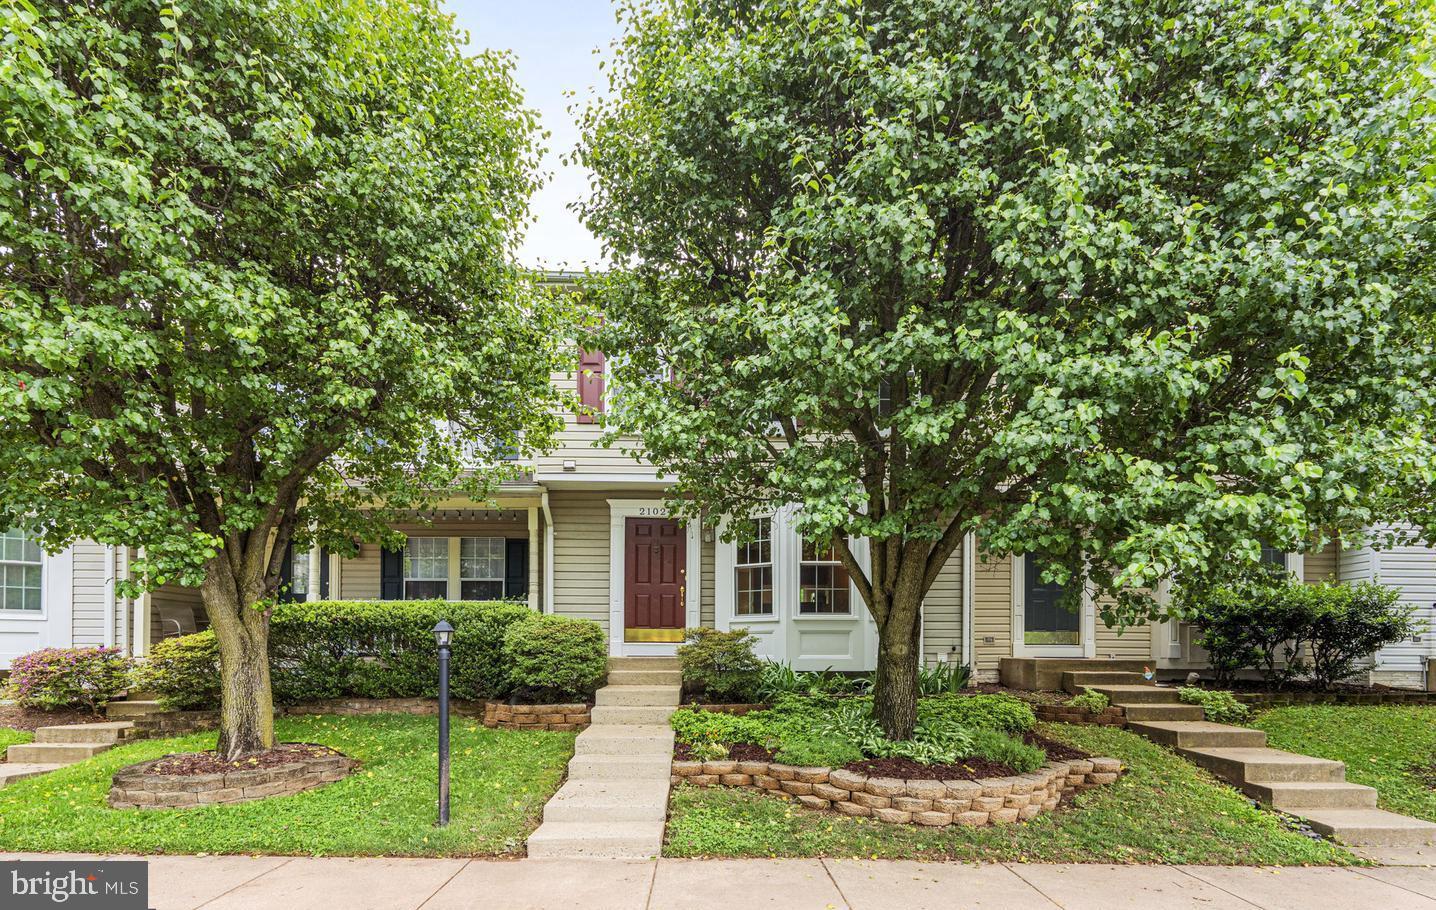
{"left": 577, "top": 0, "right": 1436, "bottom": 737}
{"left": 0, "top": 0, "right": 566, "bottom": 758}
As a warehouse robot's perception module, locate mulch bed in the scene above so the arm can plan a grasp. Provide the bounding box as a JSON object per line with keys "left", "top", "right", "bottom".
{"left": 148, "top": 743, "right": 343, "bottom": 776}
{"left": 0, "top": 705, "right": 105, "bottom": 732}
{"left": 674, "top": 730, "right": 1090, "bottom": 780}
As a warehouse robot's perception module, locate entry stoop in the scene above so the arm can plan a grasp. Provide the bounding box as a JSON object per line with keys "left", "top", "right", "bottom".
{"left": 526, "top": 657, "right": 681, "bottom": 859}
{"left": 999, "top": 658, "right": 1150, "bottom": 691}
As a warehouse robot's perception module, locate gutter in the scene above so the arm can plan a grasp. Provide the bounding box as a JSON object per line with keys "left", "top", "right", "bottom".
{"left": 962, "top": 531, "right": 975, "bottom": 678}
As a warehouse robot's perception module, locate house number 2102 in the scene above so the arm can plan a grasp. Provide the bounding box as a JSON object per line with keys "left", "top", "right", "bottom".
{"left": 638, "top": 507, "right": 668, "bottom": 517}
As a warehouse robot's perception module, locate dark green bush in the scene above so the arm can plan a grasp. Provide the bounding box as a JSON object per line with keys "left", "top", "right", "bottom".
{"left": 677, "top": 627, "right": 763, "bottom": 702}
{"left": 131, "top": 632, "right": 221, "bottom": 710}
{"left": 1304, "top": 582, "right": 1420, "bottom": 689}
{"left": 969, "top": 728, "right": 1046, "bottom": 774}
{"left": 502, "top": 613, "right": 607, "bottom": 702}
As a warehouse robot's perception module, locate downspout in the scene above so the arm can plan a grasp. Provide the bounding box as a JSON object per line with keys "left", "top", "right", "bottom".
{"left": 103, "top": 545, "right": 116, "bottom": 649}
{"left": 540, "top": 490, "right": 555, "bottom": 614}
{"left": 962, "top": 532, "right": 975, "bottom": 679}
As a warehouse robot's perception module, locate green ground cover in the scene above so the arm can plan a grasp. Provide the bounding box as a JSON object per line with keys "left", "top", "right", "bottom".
{"left": 1253, "top": 704, "right": 1436, "bottom": 822}
{"left": 0, "top": 713, "right": 572, "bottom": 856}
{"left": 664, "top": 723, "right": 1355, "bottom": 864}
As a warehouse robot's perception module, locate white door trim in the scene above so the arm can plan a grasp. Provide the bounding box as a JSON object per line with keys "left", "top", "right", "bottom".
{"left": 607, "top": 498, "right": 700, "bottom": 657}
{"left": 1011, "top": 553, "right": 1094, "bottom": 659}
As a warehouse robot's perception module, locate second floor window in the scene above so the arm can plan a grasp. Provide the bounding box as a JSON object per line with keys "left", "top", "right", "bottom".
{"left": 799, "top": 538, "right": 850, "bottom": 614}
{"left": 735, "top": 518, "right": 774, "bottom": 616}
{"left": 460, "top": 537, "right": 505, "bottom": 600}
{"left": 404, "top": 537, "right": 449, "bottom": 600}
{"left": 0, "top": 527, "right": 42, "bottom": 612}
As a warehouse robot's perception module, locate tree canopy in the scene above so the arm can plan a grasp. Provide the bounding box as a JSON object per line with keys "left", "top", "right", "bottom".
{"left": 578, "top": 0, "right": 1436, "bottom": 735}
{"left": 0, "top": 0, "right": 566, "bottom": 755}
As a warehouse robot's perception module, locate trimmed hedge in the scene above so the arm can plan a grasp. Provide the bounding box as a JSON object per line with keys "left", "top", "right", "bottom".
{"left": 503, "top": 613, "right": 608, "bottom": 702}
{"left": 139, "top": 600, "right": 548, "bottom": 709}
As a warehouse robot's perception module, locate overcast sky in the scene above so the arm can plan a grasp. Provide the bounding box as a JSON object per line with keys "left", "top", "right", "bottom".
{"left": 443, "top": 1, "right": 620, "bottom": 271}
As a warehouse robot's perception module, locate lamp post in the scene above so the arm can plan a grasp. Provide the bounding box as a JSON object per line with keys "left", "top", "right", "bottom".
{"left": 432, "top": 620, "right": 454, "bottom": 827}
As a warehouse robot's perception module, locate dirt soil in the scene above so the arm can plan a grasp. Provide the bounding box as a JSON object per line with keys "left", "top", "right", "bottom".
{"left": 148, "top": 743, "right": 344, "bottom": 776}
{"left": 0, "top": 705, "right": 105, "bottom": 731}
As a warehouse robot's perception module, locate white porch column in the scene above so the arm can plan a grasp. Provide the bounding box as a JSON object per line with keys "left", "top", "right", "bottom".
{"left": 306, "top": 544, "right": 322, "bottom": 601}
{"left": 527, "top": 506, "right": 540, "bottom": 611}
{"left": 132, "top": 547, "right": 151, "bottom": 658}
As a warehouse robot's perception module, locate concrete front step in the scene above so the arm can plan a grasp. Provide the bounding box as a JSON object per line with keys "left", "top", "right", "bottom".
{"left": 541, "top": 780, "right": 670, "bottom": 823}
{"left": 567, "top": 754, "right": 673, "bottom": 781}
{"left": 1061, "top": 671, "right": 1149, "bottom": 694}
{"left": 526, "top": 820, "right": 663, "bottom": 859}
{"left": 34, "top": 721, "right": 135, "bottom": 744}
{"left": 1091, "top": 684, "right": 1180, "bottom": 705}
{"left": 1000, "top": 657, "right": 1151, "bottom": 690}
{"left": 1180, "top": 746, "right": 1345, "bottom": 784}
{"left": 1298, "top": 808, "right": 1436, "bottom": 846}
{"left": 7, "top": 741, "right": 113, "bottom": 764}
{"left": 574, "top": 724, "right": 674, "bottom": 756}
{"left": 595, "top": 685, "right": 681, "bottom": 708}
{"left": 606, "top": 656, "right": 680, "bottom": 672}
{"left": 590, "top": 705, "right": 678, "bottom": 726}
{"left": 607, "top": 669, "right": 683, "bottom": 687}
{"left": 0, "top": 763, "right": 65, "bottom": 787}
{"left": 1246, "top": 781, "right": 1379, "bottom": 811}
{"left": 105, "top": 700, "right": 167, "bottom": 718}
{"left": 1127, "top": 721, "right": 1267, "bottom": 750}
{"left": 1117, "top": 703, "right": 1205, "bottom": 722}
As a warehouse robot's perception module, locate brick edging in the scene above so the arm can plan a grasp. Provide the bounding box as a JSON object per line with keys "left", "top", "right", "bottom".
{"left": 482, "top": 701, "right": 591, "bottom": 732}
{"left": 1034, "top": 705, "right": 1127, "bottom": 727}
{"left": 1234, "top": 690, "right": 1436, "bottom": 707}
{"left": 108, "top": 751, "right": 357, "bottom": 809}
{"left": 671, "top": 756, "right": 1122, "bottom": 827}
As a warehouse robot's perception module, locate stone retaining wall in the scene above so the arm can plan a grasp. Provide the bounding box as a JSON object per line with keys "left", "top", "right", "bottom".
{"left": 1234, "top": 690, "right": 1434, "bottom": 708}
{"left": 671, "top": 756, "right": 1121, "bottom": 827}
{"left": 109, "top": 751, "right": 357, "bottom": 809}
{"left": 128, "top": 710, "right": 219, "bottom": 737}
{"left": 286, "top": 697, "right": 485, "bottom": 717}
{"left": 1034, "top": 704, "right": 1126, "bottom": 727}
{"left": 482, "top": 701, "right": 591, "bottom": 732}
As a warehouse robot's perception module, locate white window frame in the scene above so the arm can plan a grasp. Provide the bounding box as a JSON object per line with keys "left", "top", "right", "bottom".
{"left": 460, "top": 536, "right": 507, "bottom": 600}
{"left": 798, "top": 537, "right": 854, "bottom": 616}
{"left": 733, "top": 517, "right": 775, "bottom": 617}
{"left": 404, "top": 536, "right": 450, "bottom": 600}
{"left": 0, "top": 527, "right": 44, "bottom": 614}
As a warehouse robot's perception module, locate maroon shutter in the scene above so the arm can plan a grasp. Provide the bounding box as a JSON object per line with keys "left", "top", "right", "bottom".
{"left": 577, "top": 350, "right": 606, "bottom": 423}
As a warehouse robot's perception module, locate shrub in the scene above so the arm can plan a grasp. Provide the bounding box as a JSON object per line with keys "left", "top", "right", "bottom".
{"left": 6, "top": 647, "right": 130, "bottom": 712}
{"left": 677, "top": 627, "right": 763, "bottom": 702}
{"left": 1181, "top": 569, "right": 1312, "bottom": 686}
{"left": 1066, "top": 688, "right": 1110, "bottom": 714}
{"left": 755, "top": 662, "right": 868, "bottom": 701}
{"left": 1303, "top": 582, "right": 1419, "bottom": 689}
{"left": 970, "top": 728, "right": 1047, "bottom": 774}
{"left": 131, "top": 632, "right": 221, "bottom": 710}
{"left": 502, "top": 614, "right": 607, "bottom": 702}
{"left": 1178, "top": 687, "right": 1250, "bottom": 724}
{"left": 669, "top": 707, "right": 772, "bottom": 748}
{"left": 917, "top": 661, "right": 972, "bottom": 695}
{"left": 920, "top": 693, "right": 1035, "bottom": 735}
{"left": 267, "top": 599, "right": 535, "bottom": 704}
{"left": 773, "top": 735, "right": 864, "bottom": 767}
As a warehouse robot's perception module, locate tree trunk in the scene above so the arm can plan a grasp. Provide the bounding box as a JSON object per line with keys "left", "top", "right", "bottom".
{"left": 871, "top": 585, "right": 923, "bottom": 740}
{"left": 201, "top": 576, "right": 275, "bottom": 761}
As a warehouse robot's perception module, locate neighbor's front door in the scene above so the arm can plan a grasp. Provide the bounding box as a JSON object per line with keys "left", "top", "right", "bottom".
{"left": 624, "top": 518, "right": 686, "bottom": 642}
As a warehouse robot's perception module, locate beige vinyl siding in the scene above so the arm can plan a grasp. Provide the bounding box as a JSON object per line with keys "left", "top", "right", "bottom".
{"left": 548, "top": 490, "right": 616, "bottom": 634}
{"left": 700, "top": 533, "right": 715, "bottom": 628}
{"left": 972, "top": 549, "right": 1013, "bottom": 680}
{"left": 337, "top": 516, "right": 529, "bottom": 601}
{"left": 1094, "top": 597, "right": 1151, "bottom": 661}
{"left": 69, "top": 540, "right": 109, "bottom": 647}
{"left": 149, "top": 581, "right": 204, "bottom": 643}
{"left": 1304, "top": 544, "right": 1339, "bottom": 582}
{"left": 534, "top": 367, "right": 664, "bottom": 481}
{"left": 921, "top": 543, "right": 963, "bottom": 667}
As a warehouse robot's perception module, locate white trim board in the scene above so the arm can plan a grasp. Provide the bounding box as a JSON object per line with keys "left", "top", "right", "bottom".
{"left": 1010, "top": 553, "right": 1095, "bottom": 659}
{"left": 606, "top": 498, "right": 701, "bottom": 657}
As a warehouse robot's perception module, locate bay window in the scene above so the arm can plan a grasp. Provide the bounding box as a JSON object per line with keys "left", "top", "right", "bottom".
{"left": 799, "top": 538, "right": 850, "bottom": 614}
{"left": 734, "top": 517, "right": 774, "bottom": 616}
{"left": 0, "top": 527, "right": 42, "bottom": 612}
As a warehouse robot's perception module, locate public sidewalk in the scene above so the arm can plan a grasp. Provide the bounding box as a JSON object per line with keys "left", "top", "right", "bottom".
{"left": 4, "top": 853, "right": 1436, "bottom": 910}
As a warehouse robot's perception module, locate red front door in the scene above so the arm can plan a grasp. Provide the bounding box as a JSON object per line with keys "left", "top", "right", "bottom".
{"left": 624, "top": 518, "right": 686, "bottom": 642}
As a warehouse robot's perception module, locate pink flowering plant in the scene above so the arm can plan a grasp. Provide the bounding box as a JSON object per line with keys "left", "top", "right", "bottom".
{"left": 5, "top": 647, "right": 131, "bottom": 713}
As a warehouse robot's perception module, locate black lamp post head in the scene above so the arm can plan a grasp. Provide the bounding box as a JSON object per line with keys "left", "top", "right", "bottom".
{"left": 432, "top": 620, "right": 454, "bottom": 648}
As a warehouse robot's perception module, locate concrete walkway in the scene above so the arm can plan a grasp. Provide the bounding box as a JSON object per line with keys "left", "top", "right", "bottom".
{"left": 4, "top": 854, "right": 1435, "bottom": 910}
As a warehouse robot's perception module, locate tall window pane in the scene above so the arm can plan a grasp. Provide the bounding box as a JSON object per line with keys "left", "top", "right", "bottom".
{"left": 734, "top": 517, "right": 773, "bottom": 616}
{"left": 1023, "top": 557, "right": 1079, "bottom": 646}
{"left": 404, "top": 537, "right": 449, "bottom": 600}
{"left": 460, "top": 537, "right": 506, "bottom": 600}
{"left": 0, "top": 527, "right": 43, "bottom": 612}
{"left": 799, "top": 538, "right": 850, "bottom": 614}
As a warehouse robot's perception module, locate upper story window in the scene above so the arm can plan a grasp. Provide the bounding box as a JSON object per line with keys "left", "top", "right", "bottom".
{"left": 734, "top": 518, "right": 774, "bottom": 616}
{"left": 404, "top": 537, "right": 449, "bottom": 600}
{"left": 799, "top": 538, "right": 850, "bottom": 614}
{"left": 0, "top": 527, "right": 42, "bottom": 612}
{"left": 460, "top": 537, "right": 505, "bottom": 600}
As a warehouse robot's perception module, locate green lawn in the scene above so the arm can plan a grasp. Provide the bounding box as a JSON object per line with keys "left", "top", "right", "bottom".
{"left": 664, "top": 723, "right": 1356, "bottom": 864}
{"left": 1253, "top": 705, "right": 1436, "bottom": 822}
{"left": 0, "top": 728, "right": 33, "bottom": 753}
{"left": 0, "top": 713, "right": 572, "bottom": 856}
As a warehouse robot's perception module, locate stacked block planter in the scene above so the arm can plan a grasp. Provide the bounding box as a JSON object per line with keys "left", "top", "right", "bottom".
{"left": 1034, "top": 704, "right": 1127, "bottom": 727}
{"left": 483, "top": 701, "right": 592, "bottom": 732}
